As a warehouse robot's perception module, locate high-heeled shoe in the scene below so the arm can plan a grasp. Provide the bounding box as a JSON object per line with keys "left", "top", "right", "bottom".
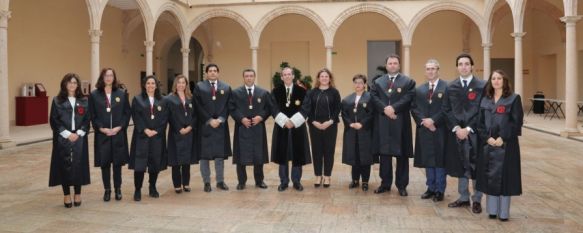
{"left": 314, "top": 176, "right": 323, "bottom": 188}
{"left": 323, "top": 176, "right": 331, "bottom": 188}
{"left": 73, "top": 194, "right": 82, "bottom": 207}
{"left": 183, "top": 186, "right": 191, "bottom": 192}
{"left": 64, "top": 195, "right": 72, "bottom": 208}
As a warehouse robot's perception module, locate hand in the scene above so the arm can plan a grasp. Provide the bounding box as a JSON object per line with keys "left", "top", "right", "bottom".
{"left": 111, "top": 126, "right": 122, "bottom": 135}
{"left": 487, "top": 137, "right": 496, "bottom": 146}
{"left": 352, "top": 123, "right": 362, "bottom": 130}
{"left": 68, "top": 133, "right": 79, "bottom": 142}
{"left": 210, "top": 119, "right": 221, "bottom": 128}
{"left": 428, "top": 125, "right": 437, "bottom": 132}
{"left": 495, "top": 137, "right": 504, "bottom": 147}
{"left": 285, "top": 120, "right": 294, "bottom": 129}
{"left": 455, "top": 127, "right": 469, "bottom": 140}
{"left": 383, "top": 106, "right": 395, "bottom": 118}
{"left": 251, "top": 116, "right": 263, "bottom": 125}
{"left": 321, "top": 120, "right": 333, "bottom": 130}
{"left": 241, "top": 118, "right": 252, "bottom": 128}
{"left": 421, "top": 118, "right": 435, "bottom": 129}
{"left": 312, "top": 121, "right": 323, "bottom": 130}
{"left": 179, "top": 126, "right": 191, "bottom": 135}
{"left": 100, "top": 128, "right": 112, "bottom": 136}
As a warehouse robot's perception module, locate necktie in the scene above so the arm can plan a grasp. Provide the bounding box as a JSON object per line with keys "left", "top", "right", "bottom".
{"left": 211, "top": 82, "right": 216, "bottom": 96}
{"left": 463, "top": 79, "right": 468, "bottom": 89}
{"left": 247, "top": 88, "right": 253, "bottom": 106}
{"left": 428, "top": 83, "right": 434, "bottom": 100}
{"left": 388, "top": 77, "right": 395, "bottom": 92}
{"left": 286, "top": 87, "right": 291, "bottom": 103}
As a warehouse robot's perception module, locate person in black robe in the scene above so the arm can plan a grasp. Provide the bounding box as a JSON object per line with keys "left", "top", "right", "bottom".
{"left": 129, "top": 75, "right": 168, "bottom": 201}
{"left": 229, "top": 69, "right": 272, "bottom": 190}
{"left": 271, "top": 67, "right": 312, "bottom": 192}
{"left": 193, "top": 64, "right": 232, "bottom": 192}
{"left": 89, "top": 68, "right": 131, "bottom": 202}
{"left": 341, "top": 74, "right": 374, "bottom": 191}
{"left": 300, "top": 68, "right": 341, "bottom": 188}
{"left": 476, "top": 70, "right": 523, "bottom": 221}
{"left": 370, "top": 54, "right": 415, "bottom": 196}
{"left": 443, "top": 53, "right": 486, "bottom": 213}
{"left": 410, "top": 59, "right": 448, "bottom": 202}
{"left": 166, "top": 74, "right": 196, "bottom": 194}
{"left": 49, "top": 73, "right": 91, "bottom": 208}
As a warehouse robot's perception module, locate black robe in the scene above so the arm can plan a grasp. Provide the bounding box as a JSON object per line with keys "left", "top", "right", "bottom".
{"left": 411, "top": 80, "right": 448, "bottom": 168}
{"left": 300, "top": 87, "right": 341, "bottom": 124}
{"left": 341, "top": 92, "right": 374, "bottom": 166}
{"left": 229, "top": 85, "right": 272, "bottom": 165}
{"left": 271, "top": 84, "right": 311, "bottom": 166}
{"left": 166, "top": 94, "right": 197, "bottom": 166}
{"left": 370, "top": 74, "right": 415, "bottom": 158}
{"left": 193, "top": 80, "right": 232, "bottom": 160}
{"left": 476, "top": 94, "right": 523, "bottom": 196}
{"left": 442, "top": 77, "right": 486, "bottom": 178}
{"left": 49, "top": 97, "right": 91, "bottom": 187}
{"left": 129, "top": 95, "right": 168, "bottom": 173}
{"left": 89, "top": 89, "right": 131, "bottom": 167}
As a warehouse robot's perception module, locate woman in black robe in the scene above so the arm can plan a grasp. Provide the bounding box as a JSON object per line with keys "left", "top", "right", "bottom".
{"left": 166, "top": 74, "right": 196, "bottom": 193}
{"left": 301, "top": 68, "right": 341, "bottom": 188}
{"left": 129, "top": 75, "right": 168, "bottom": 201}
{"left": 476, "top": 69, "right": 523, "bottom": 222}
{"left": 49, "top": 73, "right": 91, "bottom": 208}
{"left": 89, "top": 68, "right": 131, "bottom": 202}
{"left": 341, "top": 74, "right": 374, "bottom": 191}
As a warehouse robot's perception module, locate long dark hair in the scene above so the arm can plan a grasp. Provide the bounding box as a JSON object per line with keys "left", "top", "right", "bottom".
{"left": 57, "top": 73, "right": 84, "bottom": 102}
{"left": 485, "top": 69, "right": 513, "bottom": 99}
{"left": 141, "top": 75, "right": 162, "bottom": 100}
{"left": 95, "top": 68, "right": 119, "bottom": 91}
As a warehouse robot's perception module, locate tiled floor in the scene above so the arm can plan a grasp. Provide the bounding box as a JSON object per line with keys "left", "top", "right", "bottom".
{"left": 0, "top": 121, "right": 582, "bottom": 232}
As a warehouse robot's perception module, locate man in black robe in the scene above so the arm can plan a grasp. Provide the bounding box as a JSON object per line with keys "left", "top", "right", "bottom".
{"left": 411, "top": 59, "right": 448, "bottom": 202}
{"left": 370, "top": 54, "right": 415, "bottom": 196}
{"left": 443, "top": 53, "right": 486, "bottom": 213}
{"left": 229, "top": 69, "right": 271, "bottom": 190}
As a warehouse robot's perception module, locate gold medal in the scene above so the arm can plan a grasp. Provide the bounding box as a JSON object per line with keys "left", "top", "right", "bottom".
{"left": 115, "top": 97, "right": 120, "bottom": 103}
{"left": 285, "top": 102, "right": 290, "bottom": 107}
{"left": 189, "top": 103, "right": 193, "bottom": 108}
{"left": 353, "top": 108, "right": 357, "bottom": 113}
{"left": 151, "top": 115, "right": 155, "bottom": 120}
{"left": 220, "top": 90, "right": 224, "bottom": 95}
{"left": 469, "top": 88, "right": 473, "bottom": 92}
{"left": 185, "top": 112, "right": 188, "bottom": 117}
{"left": 438, "top": 93, "right": 443, "bottom": 98}
{"left": 295, "top": 100, "right": 300, "bottom": 106}
{"left": 157, "top": 106, "right": 162, "bottom": 111}
{"left": 363, "top": 103, "right": 367, "bottom": 108}
{"left": 429, "top": 100, "right": 432, "bottom": 104}
{"left": 257, "top": 98, "right": 261, "bottom": 103}
{"left": 212, "top": 96, "right": 216, "bottom": 100}
{"left": 397, "top": 88, "right": 402, "bottom": 93}
{"left": 388, "top": 89, "right": 393, "bottom": 93}
{"left": 106, "top": 107, "right": 111, "bottom": 112}
{"left": 249, "top": 105, "right": 253, "bottom": 110}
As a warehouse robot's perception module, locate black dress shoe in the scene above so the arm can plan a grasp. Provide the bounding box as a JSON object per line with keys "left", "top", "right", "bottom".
{"left": 236, "top": 184, "right": 245, "bottom": 190}
{"left": 472, "top": 202, "right": 482, "bottom": 213}
{"left": 420, "top": 189, "right": 435, "bottom": 199}
{"left": 277, "top": 184, "right": 288, "bottom": 192}
{"left": 149, "top": 186, "right": 160, "bottom": 198}
{"left": 73, "top": 195, "right": 81, "bottom": 207}
{"left": 255, "top": 182, "right": 268, "bottom": 189}
{"left": 362, "top": 183, "right": 369, "bottom": 191}
{"left": 432, "top": 192, "right": 444, "bottom": 202}
{"left": 204, "top": 183, "right": 212, "bottom": 192}
{"left": 448, "top": 200, "right": 470, "bottom": 208}
{"left": 103, "top": 189, "right": 112, "bottom": 202}
{"left": 398, "top": 188, "right": 408, "bottom": 196}
{"left": 183, "top": 186, "right": 191, "bottom": 192}
{"left": 64, "top": 202, "right": 73, "bottom": 208}
{"left": 348, "top": 181, "right": 359, "bottom": 189}
{"left": 134, "top": 189, "right": 141, "bottom": 201}
{"left": 293, "top": 182, "right": 304, "bottom": 191}
{"left": 175, "top": 188, "right": 183, "bottom": 194}
{"left": 217, "top": 182, "right": 229, "bottom": 191}
{"left": 322, "top": 177, "right": 331, "bottom": 188}
{"left": 374, "top": 186, "right": 390, "bottom": 194}
{"left": 114, "top": 189, "right": 122, "bottom": 201}
{"left": 499, "top": 218, "right": 508, "bottom": 222}
{"left": 489, "top": 214, "right": 497, "bottom": 219}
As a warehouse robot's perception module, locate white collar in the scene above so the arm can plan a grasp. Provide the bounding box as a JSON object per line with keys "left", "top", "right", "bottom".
{"left": 459, "top": 75, "right": 473, "bottom": 84}
{"left": 245, "top": 85, "right": 255, "bottom": 93}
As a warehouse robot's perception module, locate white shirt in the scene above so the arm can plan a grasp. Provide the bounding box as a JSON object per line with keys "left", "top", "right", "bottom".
{"left": 59, "top": 97, "right": 86, "bottom": 138}
{"left": 355, "top": 95, "right": 362, "bottom": 105}
{"left": 429, "top": 79, "right": 440, "bottom": 92}
{"left": 245, "top": 85, "right": 255, "bottom": 96}
{"left": 459, "top": 75, "right": 473, "bottom": 87}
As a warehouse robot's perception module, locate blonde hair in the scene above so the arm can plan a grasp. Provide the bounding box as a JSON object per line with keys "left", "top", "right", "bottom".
{"left": 172, "top": 74, "right": 192, "bottom": 98}
{"left": 314, "top": 68, "right": 335, "bottom": 88}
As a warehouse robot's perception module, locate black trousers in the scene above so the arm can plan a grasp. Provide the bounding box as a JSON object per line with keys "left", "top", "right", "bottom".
{"left": 236, "top": 164, "right": 264, "bottom": 185}
{"left": 172, "top": 165, "right": 191, "bottom": 188}
{"left": 134, "top": 171, "right": 159, "bottom": 189}
{"left": 279, "top": 163, "right": 302, "bottom": 186}
{"left": 101, "top": 164, "right": 122, "bottom": 190}
{"left": 352, "top": 141, "right": 370, "bottom": 182}
{"left": 379, "top": 156, "right": 409, "bottom": 189}
{"left": 62, "top": 185, "right": 81, "bottom": 195}
{"left": 309, "top": 124, "right": 337, "bottom": 176}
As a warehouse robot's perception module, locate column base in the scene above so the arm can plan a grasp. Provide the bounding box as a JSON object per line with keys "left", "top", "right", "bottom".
{"left": 0, "top": 140, "right": 16, "bottom": 149}
{"left": 560, "top": 129, "right": 582, "bottom": 137}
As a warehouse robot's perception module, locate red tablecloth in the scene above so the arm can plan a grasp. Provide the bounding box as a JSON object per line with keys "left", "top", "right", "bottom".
{"left": 16, "top": 96, "right": 49, "bottom": 126}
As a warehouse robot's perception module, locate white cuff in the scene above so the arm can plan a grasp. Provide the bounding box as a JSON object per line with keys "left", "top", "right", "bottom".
{"left": 452, "top": 125, "right": 460, "bottom": 133}
{"left": 76, "top": 130, "right": 86, "bottom": 137}
{"left": 466, "top": 127, "right": 474, "bottom": 133}
{"left": 60, "top": 130, "right": 72, "bottom": 139}
{"left": 218, "top": 117, "right": 225, "bottom": 123}
{"left": 274, "top": 113, "right": 289, "bottom": 128}
{"left": 290, "top": 113, "right": 306, "bottom": 128}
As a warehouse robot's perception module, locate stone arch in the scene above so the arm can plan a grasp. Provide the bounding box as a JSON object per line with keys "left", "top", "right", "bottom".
{"left": 486, "top": 0, "right": 512, "bottom": 43}
{"left": 329, "top": 3, "right": 407, "bottom": 46}
{"left": 98, "top": 0, "right": 154, "bottom": 40}
{"left": 153, "top": 1, "right": 188, "bottom": 46}
{"left": 254, "top": 5, "right": 329, "bottom": 47}
{"left": 407, "top": 1, "right": 487, "bottom": 44}
{"left": 186, "top": 8, "right": 254, "bottom": 48}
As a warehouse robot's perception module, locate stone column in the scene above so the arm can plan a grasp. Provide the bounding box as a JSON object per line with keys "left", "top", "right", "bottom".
{"left": 511, "top": 32, "right": 525, "bottom": 96}
{"left": 89, "top": 29, "right": 102, "bottom": 87}
{"left": 482, "top": 43, "right": 492, "bottom": 80}
{"left": 0, "top": 10, "right": 14, "bottom": 149}
{"left": 181, "top": 48, "right": 190, "bottom": 79}
{"left": 325, "top": 46, "right": 333, "bottom": 70}
{"left": 561, "top": 16, "right": 582, "bottom": 136}
{"left": 402, "top": 44, "right": 411, "bottom": 76}
{"left": 144, "top": 40, "right": 155, "bottom": 76}
{"left": 251, "top": 46, "right": 258, "bottom": 82}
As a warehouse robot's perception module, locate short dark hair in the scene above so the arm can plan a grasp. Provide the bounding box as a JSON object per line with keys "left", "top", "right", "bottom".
{"left": 385, "top": 54, "right": 401, "bottom": 64}
{"left": 456, "top": 53, "right": 474, "bottom": 66}
{"left": 95, "top": 68, "right": 119, "bottom": 91}
{"left": 485, "top": 69, "right": 513, "bottom": 99}
{"left": 57, "top": 73, "right": 84, "bottom": 102}
{"left": 242, "top": 68, "right": 255, "bottom": 76}
{"left": 205, "top": 63, "right": 219, "bottom": 73}
{"left": 352, "top": 74, "right": 367, "bottom": 84}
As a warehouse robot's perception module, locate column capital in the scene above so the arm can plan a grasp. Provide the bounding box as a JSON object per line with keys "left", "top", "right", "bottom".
{"left": 560, "top": 15, "right": 582, "bottom": 24}
{"left": 250, "top": 46, "right": 258, "bottom": 50}
{"left": 144, "top": 40, "right": 155, "bottom": 48}
{"left": 510, "top": 32, "right": 526, "bottom": 38}
{"left": 180, "top": 48, "right": 190, "bottom": 54}
{"left": 402, "top": 44, "right": 411, "bottom": 49}
{"left": 325, "top": 45, "right": 333, "bottom": 50}
{"left": 482, "top": 43, "right": 493, "bottom": 48}
{"left": 0, "top": 10, "right": 11, "bottom": 28}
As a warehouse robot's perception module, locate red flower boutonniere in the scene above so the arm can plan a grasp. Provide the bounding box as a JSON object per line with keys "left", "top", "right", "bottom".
{"left": 77, "top": 106, "right": 85, "bottom": 116}
{"left": 467, "top": 92, "right": 477, "bottom": 101}
{"left": 496, "top": 105, "right": 506, "bottom": 114}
